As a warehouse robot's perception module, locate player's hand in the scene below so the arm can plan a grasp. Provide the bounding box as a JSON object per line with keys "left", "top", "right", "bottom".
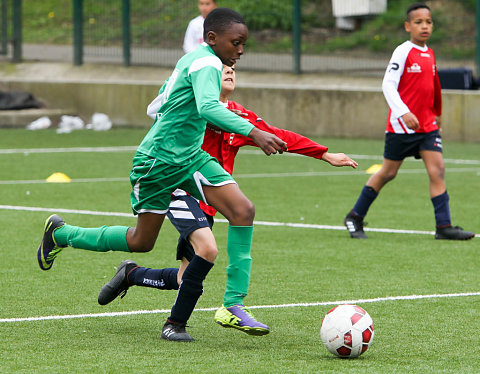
{"left": 435, "top": 116, "right": 442, "bottom": 131}
{"left": 248, "top": 127, "right": 287, "bottom": 155}
{"left": 322, "top": 152, "right": 358, "bottom": 168}
{"left": 229, "top": 108, "right": 248, "bottom": 117}
{"left": 401, "top": 112, "right": 419, "bottom": 130}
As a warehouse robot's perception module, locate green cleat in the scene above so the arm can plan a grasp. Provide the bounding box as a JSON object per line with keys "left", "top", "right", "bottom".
{"left": 37, "top": 214, "right": 66, "bottom": 271}
{"left": 214, "top": 304, "right": 270, "bottom": 336}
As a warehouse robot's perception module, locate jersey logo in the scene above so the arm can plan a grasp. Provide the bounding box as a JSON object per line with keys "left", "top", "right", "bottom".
{"left": 388, "top": 62, "right": 399, "bottom": 72}
{"left": 407, "top": 63, "right": 422, "bottom": 73}
{"left": 420, "top": 52, "right": 431, "bottom": 57}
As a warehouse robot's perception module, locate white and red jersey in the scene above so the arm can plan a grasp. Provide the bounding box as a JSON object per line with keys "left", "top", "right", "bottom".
{"left": 382, "top": 40, "right": 442, "bottom": 134}
{"left": 199, "top": 100, "right": 329, "bottom": 216}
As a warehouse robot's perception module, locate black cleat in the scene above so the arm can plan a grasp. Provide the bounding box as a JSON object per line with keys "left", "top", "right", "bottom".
{"left": 161, "top": 321, "right": 194, "bottom": 342}
{"left": 98, "top": 260, "right": 137, "bottom": 305}
{"left": 37, "top": 214, "right": 67, "bottom": 271}
{"left": 435, "top": 226, "right": 475, "bottom": 241}
{"left": 344, "top": 211, "right": 368, "bottom": 239}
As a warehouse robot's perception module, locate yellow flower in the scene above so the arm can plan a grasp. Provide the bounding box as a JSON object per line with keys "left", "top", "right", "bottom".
{"left": 48, "top": 11, "right": 54, "bottom": 18}
{"left": 89, "top": 18, "right": 96, "bottom": 24}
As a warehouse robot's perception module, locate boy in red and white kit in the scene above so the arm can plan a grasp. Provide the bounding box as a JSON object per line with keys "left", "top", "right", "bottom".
{"left": 344, "top": 2, "right": 475, "bottom": 240}
{"left": 97, "top": 64, "right": 358, "bottom": 338}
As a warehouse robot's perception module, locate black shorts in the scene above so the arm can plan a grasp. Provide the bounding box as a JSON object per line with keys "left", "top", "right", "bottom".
{"left": 384, "top": 130, "right": 443, "bottom": 161}
{"left": 166, "top": 194, "right": 214, "bottom": 262}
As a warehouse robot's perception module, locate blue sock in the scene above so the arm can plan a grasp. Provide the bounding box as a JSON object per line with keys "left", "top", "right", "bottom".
{"left": 352, "top": 186, "right": 378, "bottom": 217}
{"left": 431, "top": 191, "right": 451, "bottom": 227}
{"left": 128, "top": 267, "right": 179, "bottom": 290}
{"left": 168, "top": 255, "right": 213, "bottom": 324}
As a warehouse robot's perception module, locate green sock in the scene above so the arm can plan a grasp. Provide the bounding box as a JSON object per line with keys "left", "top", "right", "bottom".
{"left": 54, "top": 224, "right": 130, "bottom": 252}
{"left": 224, "top": 225, "right": 253, "bottom": 307}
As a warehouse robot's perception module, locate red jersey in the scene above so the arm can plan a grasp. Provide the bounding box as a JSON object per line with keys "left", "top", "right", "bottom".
{"left": 199, "top": 100, "right": 328, "bottom": 216}
{"left": 382, "top": 41, "right": 442, "bottom": 134}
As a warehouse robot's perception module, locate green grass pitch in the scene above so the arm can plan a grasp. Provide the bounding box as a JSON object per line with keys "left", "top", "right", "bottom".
{"left": 0, "top": 129, "right": 479, "bottom": 373}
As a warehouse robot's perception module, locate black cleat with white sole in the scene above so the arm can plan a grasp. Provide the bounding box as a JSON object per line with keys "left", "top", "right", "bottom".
{"left": 161, "top": 320, "right": 194, "bottom": 342}
{"left": 344, "top": 211, "right": 368, "bottom": 239}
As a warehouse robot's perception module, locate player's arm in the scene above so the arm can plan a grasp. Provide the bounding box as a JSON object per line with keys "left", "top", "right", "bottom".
{"left": 382, "top": 46, "right": 419, "bottom": 130}
{"left": 253, "top": 119, "right": 357, "bottom": 168}
{"left": 191, "top": 64, "right": 287, "bottom": 155}
{"left": 228, "top": 104, "right": 357, "bottom": 168}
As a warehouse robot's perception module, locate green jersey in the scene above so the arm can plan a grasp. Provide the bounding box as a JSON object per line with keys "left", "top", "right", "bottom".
{"left": 139, "top": 43, "right": 255, "bottom": 165}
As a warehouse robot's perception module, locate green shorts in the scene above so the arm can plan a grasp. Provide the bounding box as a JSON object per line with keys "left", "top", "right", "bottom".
{"left": 130, "top": 151, "right": 235, "bottom": 215}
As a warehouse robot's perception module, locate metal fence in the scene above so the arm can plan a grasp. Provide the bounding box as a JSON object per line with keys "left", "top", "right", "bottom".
{"left": 1, "top": 0, "right": 479, "bottom": 74}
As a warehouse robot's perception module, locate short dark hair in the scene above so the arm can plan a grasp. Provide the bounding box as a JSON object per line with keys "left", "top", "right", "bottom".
{"left": 203, "top": 8, "right": 246, "bottom": 40}
{"left": 406, "top": 2, "right": 430, "bottom": 20}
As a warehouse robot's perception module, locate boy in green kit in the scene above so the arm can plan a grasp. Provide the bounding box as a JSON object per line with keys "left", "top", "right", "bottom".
{"left": 36, "top": 8, "right": 287, "bottom": 342}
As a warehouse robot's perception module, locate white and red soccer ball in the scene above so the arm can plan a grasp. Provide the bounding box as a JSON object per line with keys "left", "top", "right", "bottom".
{"left": 320, "top": 304, "right": 374, "bottom": 358}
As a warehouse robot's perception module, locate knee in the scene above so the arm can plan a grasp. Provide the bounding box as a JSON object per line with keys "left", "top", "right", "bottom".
{"left": 380, "top": 169, "right": 397, "bottom": 183}
{"left": 232, "top": 200, "right": 255, "bottom": 225}
{"left": 128, "top": 237, "right": 155, "bottom": 253}
{"left": 197, "top": 244, "right": 218, "bottom": 263}
{"left": 434, "top": 165, "right": 445, "bottom": 181}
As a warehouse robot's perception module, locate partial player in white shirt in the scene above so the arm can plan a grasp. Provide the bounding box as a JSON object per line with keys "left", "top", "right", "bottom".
{"left": 183, "top": 0, "right": 217, "bottom": 54}
{"left": 344, "top": 3, "right": 474, "bottom": 241}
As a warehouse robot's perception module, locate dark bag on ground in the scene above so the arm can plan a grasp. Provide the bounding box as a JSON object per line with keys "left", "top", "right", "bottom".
{"left": 0, "top": 90, "right": 43, "bottom": 110}
{"left": 437, "top": 68, "right": 478, "bottom": 90}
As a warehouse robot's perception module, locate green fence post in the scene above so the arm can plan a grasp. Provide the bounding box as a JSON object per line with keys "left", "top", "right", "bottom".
{"left": 0, "top": 0, "right": 7, "bottom": 55}
{"left": 122, "top": 0, "right": 130, "bottom": 66}
{"left": 12, "top": 0, "right": 21, "bottom": 62}
{"left": 292, "top": 0, "right": 301, "bottom": 74}
{"left": 73, "top": 0, "right": 83, "bottom": 66}
{"left": 476, "top": 0, "right": 480, "bottom": 76}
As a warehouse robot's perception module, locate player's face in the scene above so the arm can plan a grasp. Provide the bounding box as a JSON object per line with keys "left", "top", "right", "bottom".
{"left": 405, "top": 8, "right": 433, "bottom": 47}
{"left": 207, "top": 23, "right": 248, "bottom": 67}
{"left": 198, "top": 0, "right": 216, "bottom": 19}
{"left": 221, "top": 65, "right": 236, "bottom": 97}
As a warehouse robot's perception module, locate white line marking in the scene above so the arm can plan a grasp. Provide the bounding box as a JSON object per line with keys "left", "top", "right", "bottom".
{"left": 0, "top": 205, "right": 134, "bottom": 217}
{"left": 234, "top": 167, "right": 480, "bottom": 179}
{"left": 1, "top": 291, "right": 479, "bottom": 323}
{"left": 0, "top": 146, "right": 138, "bottom": 154}
{"left": 0, "top": 177, "right": 128, "bottom": 185}
{"left": 240, "top": 150, "right": 480, "bottom": 165}
{"left": 1, "top": 146, "right": 479, "bottom": 166}
{"left": 0, "top": 167, "right": 478, "bottom": 185}
{"left": 1, "top": 205, "right": 478, "bottom": 238}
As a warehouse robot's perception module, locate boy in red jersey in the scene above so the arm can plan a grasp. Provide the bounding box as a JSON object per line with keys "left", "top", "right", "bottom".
{"left": 344, "top": 2, "right": 475, "bottom": 240}
{"left": 97, "top": 64, "right": 358, "bottom": 337}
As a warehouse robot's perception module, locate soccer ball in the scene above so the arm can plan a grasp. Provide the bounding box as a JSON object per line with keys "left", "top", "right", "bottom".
{"left": 320, "top": 304, "right": 374, "bottom": 358}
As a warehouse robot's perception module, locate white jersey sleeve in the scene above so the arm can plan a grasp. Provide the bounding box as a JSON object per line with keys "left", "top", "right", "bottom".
{"left": 146, "top": 78, "right": 170, "bottom": 119}
{"left": 183, "top": 16, "right": 203, "bottom": 54}
{"left": 146, "top": 93, "right": 165, "bottom": 119}
{"left": 382, "top": 42, "right": 411, "bottom": 119}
